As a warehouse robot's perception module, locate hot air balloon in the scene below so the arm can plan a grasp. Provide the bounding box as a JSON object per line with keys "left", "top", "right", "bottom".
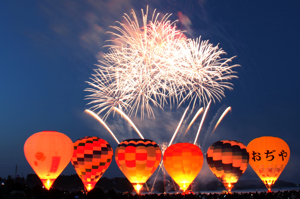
{"left": 163, "top": 143, "right": 204, "bottom": 192}
{"left": 206, "top": 140, "right": 249, "bottom": 193}
{"left": 247, "top": 136, "right": 290, "bottom": 192}
{"left": 24, "top": 131, "right": 73, "bottom": 190}
{"left": 71, "top": 136, "right": 113, "bottom": 192}
{"left": 115, "top": 139, "right": 161, "bottom": 194}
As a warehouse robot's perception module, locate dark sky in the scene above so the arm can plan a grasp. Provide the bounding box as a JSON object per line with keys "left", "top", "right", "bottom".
{"left": 1, "top": 0, "right": 300, "bottom": 186}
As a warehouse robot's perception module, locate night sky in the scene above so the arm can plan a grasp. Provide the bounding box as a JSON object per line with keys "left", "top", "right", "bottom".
{"left": 1, "top": 0, "right": 300, "bottom": 186}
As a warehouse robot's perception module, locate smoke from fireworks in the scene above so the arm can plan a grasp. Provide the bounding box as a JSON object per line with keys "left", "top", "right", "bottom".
{"left": 85, "top": 7, "right": 239, "bottom": 119}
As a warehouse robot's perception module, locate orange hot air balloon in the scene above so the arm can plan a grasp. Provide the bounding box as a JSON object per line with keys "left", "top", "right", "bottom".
{"left": 24, "top": 131, "right": 73, "bottom": 190}
{"left": 247, "top": 136, "right": 290, "bottom": 192}
{"left": 163, "top": 143, "right": 204, "bottom": 192}
{"left": 71, "top": 136, "right": 113, "bottom": 192}
{"left": 115, "top": 139, "right": 161, "bottom": 194}
{"left": 206, "top": 140, "right": 249, "bottom": 193}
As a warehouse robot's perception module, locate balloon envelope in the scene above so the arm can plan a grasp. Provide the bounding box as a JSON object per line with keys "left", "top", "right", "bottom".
{"left": 24, "top": 131, "right": 73, "bottom": 190}
{"left": 163, "top": 143, "right": 204, "bottom": 192}
{"left": 71, "top": 136, "right": 113, "bottom": 192}
{"left": 247, "top": 136, "right": 290, "bottom": 192}
{"left": 115, "top": 139, "right": 161, "bottom": 194}
{"left": 206, "top": 140, "right": 249, "bottom": 193}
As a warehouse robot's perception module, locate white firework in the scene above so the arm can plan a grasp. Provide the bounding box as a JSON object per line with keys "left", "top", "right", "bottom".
{"left": 85, "top": 7, "right": 239, "bottom": 119}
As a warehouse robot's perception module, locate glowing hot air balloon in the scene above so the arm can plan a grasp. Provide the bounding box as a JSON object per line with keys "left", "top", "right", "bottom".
{"left": 115, "top": 139, "right": 161, "bottom": 194}
{"left": 247, "top": 136, "right": 290, "bottom": 192}
{"left": 163, "top": 143, "right": 204, "bottom": 192}
{"left": 206, "top": 140, "right": 249, "bottom": 193}
{"left": 71, "top": 136, "right": 113, "bottom": 192}
{"left": 24, "top": 131, "right": 73, "bottom": 190}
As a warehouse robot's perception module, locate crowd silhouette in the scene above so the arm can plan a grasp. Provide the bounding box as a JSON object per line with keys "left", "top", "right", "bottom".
{"left": 1, "top": 182, "right": 300, "bottom": 199}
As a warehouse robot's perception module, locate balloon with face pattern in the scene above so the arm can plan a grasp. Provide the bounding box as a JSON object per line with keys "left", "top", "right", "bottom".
{"left": 24, "top": 131, "right": 73, "bottom": 190}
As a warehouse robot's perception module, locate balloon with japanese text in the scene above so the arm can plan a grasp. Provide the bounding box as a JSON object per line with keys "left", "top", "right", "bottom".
{"left": 115, "top": 139, "right": 161, "bottom": 194}
{"left": 206, "top": 140, "right": 249, "bottom": 193}
{"left": 247, "top": 136, "right": 290, "bottom": 192}
{"left": 71, "top": 136, "right": 113, "bottom": 192}
{"left": 24, "top": 131, "right": 73, "bottom": 190}
{"left": 163, "top": 143, "right": 204, "bottom": 192}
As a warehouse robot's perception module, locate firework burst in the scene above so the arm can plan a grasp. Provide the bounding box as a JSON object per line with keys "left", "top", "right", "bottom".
{"left": 85, "top": 7, "right": 239, "bottom": 119}
{"left": 177, "top": 38, "right": 239, "bottom": 110}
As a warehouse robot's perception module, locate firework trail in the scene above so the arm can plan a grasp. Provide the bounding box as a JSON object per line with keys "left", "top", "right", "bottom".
{"left": 85, "top": 109, "right": 120, "bottom": 144}
{"left": 168, "top": 106, "right": 189, "bottom": 146}
{"left": 85, "top": 7, "right": 239, "bottom": 119}
{"left": 194, "top": 100, "right": 211, "bottom": 145}
{"left": 212, "top": 106, "right": 231, "bottom": 135}
{"left": 201, "top": 106, "right": 231, "bottom": 150}
{"left": 183, "top": 107, "right": 203, "bottom": 137}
